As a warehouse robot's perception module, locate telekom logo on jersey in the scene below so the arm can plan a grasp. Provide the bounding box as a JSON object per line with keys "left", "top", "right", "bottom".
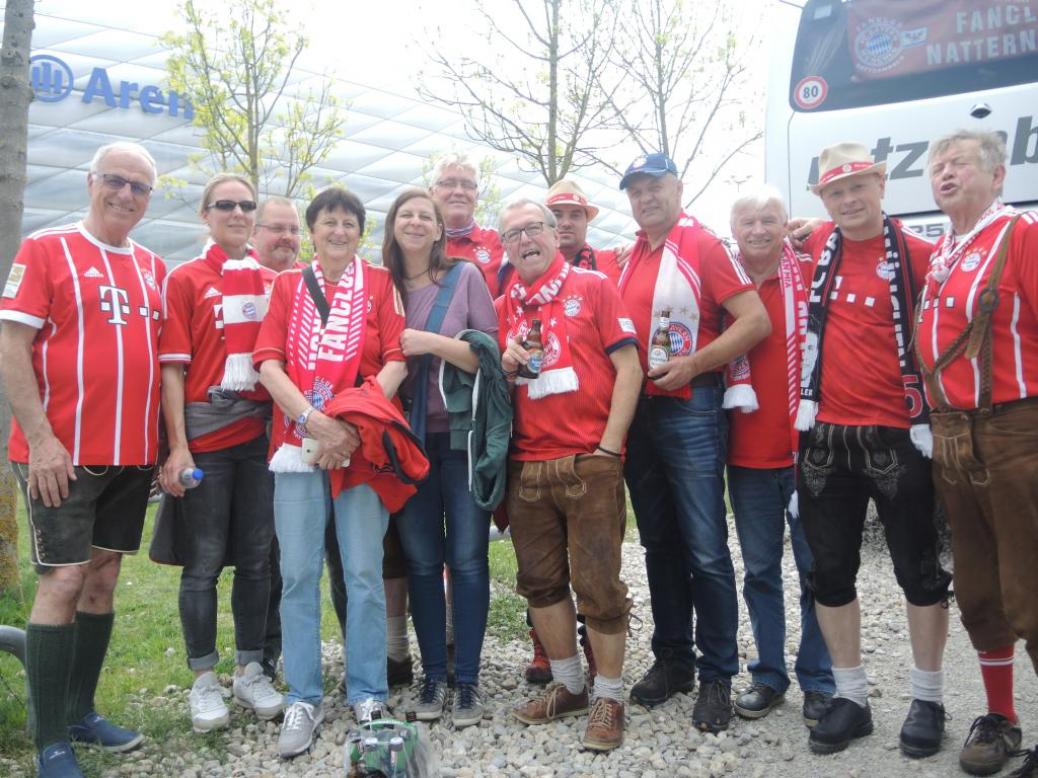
{"left": 99, "top": 286, "right": 157, "bottom": 326}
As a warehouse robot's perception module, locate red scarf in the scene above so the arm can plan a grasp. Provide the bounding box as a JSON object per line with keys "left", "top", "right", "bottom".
{"left": 268, "top": 259, "right": 368, "bottom": 472}
{"left": 502, "top": 254, "right": 578, "bottom": 399}
{"left": 203, "top": 242, "right": 267, "bottom": 391}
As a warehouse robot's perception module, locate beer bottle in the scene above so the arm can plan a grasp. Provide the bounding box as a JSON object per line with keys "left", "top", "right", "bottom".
{"left": 519, "top": 319, "right": 544, "bottom": 379}
{"left": 648, "top": 308, "right": 672, "bottom": 370}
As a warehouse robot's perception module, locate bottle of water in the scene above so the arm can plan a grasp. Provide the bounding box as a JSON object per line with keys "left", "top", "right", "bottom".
{"left": 178, "top": 467, "right": 204, "bottom": 489}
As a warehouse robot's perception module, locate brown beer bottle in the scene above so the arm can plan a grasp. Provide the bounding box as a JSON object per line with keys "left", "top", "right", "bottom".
{"left": 648, "top": 308, "right": 672, "bottom": 370}
{"left": 519, "top": 319, "right": 544, "bottom": 379}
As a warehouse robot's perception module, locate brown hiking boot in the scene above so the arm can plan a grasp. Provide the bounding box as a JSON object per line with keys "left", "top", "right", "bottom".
{"left": 960, "top": 713, "right": 1022, "bottom": 776}
{"left": 524, "top": 629, "right": 553, "bottom": 684}
{"left": 583, "top": 697, "right": 625, "bottom": 751}
{"left": 514, "top": 683, "right": 589, "bottom": 725}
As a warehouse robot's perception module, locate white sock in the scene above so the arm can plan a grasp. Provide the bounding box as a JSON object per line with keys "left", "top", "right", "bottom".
{"left": 832, "top": 665, "right": 869, "bottom": 708}
{"left": 910, "top": 666, "right": 943, "bottom": 703}
{"left": 386, "top": 615, "right": 409, "bottom": 661}
{"left": 548, "top": 655, "right": 585, "bottom": 695}
{"left": 592, "top": 674, "right": 624, "bottom": 703}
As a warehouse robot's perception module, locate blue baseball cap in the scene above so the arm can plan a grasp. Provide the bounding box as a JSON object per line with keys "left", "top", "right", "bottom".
{"left": 619, "top": 152, "right": 679, "bottom": 190}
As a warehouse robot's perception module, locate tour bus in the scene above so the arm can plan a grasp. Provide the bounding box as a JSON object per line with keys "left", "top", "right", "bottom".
{"left": 765, "top": 0, "right": 1038, "bottom": 238}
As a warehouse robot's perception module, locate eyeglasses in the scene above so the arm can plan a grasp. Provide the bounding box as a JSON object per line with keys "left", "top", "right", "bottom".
{"left": 501, "top": 221, "right": 547, "bottom": 244}
{"left": 98, "top": 173, "right": 153, "bottom": 197}
{"left": 434, "top": 178, "right": 478, "bottom": 191}
{"left": 256, "top": 223, "right": 301, "bottom": 236}
{"left": 206, "top": 199, "right": 258, "bottom": 213}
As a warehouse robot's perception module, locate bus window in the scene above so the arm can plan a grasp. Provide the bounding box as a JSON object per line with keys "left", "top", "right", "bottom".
{"left": 790, "top": 0, "right": 1038, "bottom": 112}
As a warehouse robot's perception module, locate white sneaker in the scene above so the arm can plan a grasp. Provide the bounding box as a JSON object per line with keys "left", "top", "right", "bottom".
{"left": 233, "top": 662, "right": 284, "bottom": 720}
{"left": 352, "top": 697, "right": 388, "bottom": 725}
{"left": 189, "top": 671, "right": 229, "bottom": 733}
{"left": 278, "top": 701, "right": 324, "bottom": 759}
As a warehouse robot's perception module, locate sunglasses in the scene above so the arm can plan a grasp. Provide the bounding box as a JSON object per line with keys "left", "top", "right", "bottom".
{"left": 206, "top": 199, "right": 258, "bottom": 213}
{"left": 98, "top": 173, "right": 153, "bottom": 197}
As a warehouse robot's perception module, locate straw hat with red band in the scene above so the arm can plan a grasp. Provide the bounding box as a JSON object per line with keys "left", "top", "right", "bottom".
{"left": 545, "top": 179, "right": 600, "bottom": 221}
{"left": 810, "top": 142, "right": 887, "bottom": 195}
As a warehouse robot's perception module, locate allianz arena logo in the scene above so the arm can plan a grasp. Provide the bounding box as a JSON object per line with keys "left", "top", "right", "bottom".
{"left": 29, "top": 53, "right": 194, "bottom": 119}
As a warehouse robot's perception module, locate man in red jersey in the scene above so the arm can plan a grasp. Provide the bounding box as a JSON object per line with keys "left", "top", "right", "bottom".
{"left": 428, "top": 154, "right": 505, "bottom": 296}
{"left": 796, "top": 142, "right": 950, "bottom": 759}
{"left": 0, "top": 141, "right": 164, "bottom": 777}
{"left": 618, "top": 152, "right": 769, "bottom": 734}
{"left": 724, "top": 186, "right": 834, "bottom": 728}
{"left": 917, "top": 129, "right": 1038, "bottom": 778}
{"left": 497, "top": 199, "right": 642, "bottom": 751}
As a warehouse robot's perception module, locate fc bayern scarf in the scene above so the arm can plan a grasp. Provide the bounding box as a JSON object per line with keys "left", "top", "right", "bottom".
{"left": 502, "top": 254, "right": 578, "bottom": 399}
{"left": 572, "top": 244, "right": 600, "bottom": 272}
{"left": 203, "top": 242, "right": 267, "bottom": 391}
{"left": 795, "top": 216, "right": 932, "bottom": 456}
{"left": 925, "top": 200, "right": 1013, "bottom": 286}
{"left": 268, "top": 259, "right": 368, "bottom": 472}
{"left": 618, "top": 213, "right": 706, "bottom": 399}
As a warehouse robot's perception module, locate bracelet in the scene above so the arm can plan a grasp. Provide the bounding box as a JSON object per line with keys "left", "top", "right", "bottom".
{"left": 596, "top": 444, "right": 621, "bottom": 458}
{"left": 503, "top": 369, "right": 519, "bottom": 379}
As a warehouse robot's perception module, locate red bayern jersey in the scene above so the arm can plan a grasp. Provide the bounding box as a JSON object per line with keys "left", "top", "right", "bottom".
{"left": 804, "top": 222, "right": 932, "bottom": 428}
{"left": 0, "top": 223, "right": 166, "bottom": 465}
{"left": 496, "top": 268, "right": 637, "bottom": 460}
{"left": 592, "top": 248, "right": 622, "bottom": 285}
{"left": 621, "top": 226, "right": 753, "bottom": 390}
{"left": 448, "top": 226, "right": 505, "bottom": 297}
{"left": 159, "top": 257, "right": 276, "bottom": 453}
{"left": 728, "top": 273, "right": 800, "bottom": 468}
{"left": 253, "top": 262, "right": 405, "bottom": 458}
{"left": 917, "top": 210, "right": 1038, "bottom": 409}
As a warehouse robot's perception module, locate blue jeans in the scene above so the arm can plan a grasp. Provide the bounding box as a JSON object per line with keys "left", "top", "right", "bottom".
{"left": 728, "top": 465, "right": 834, "bottom": 695}
{"left": 178, "top": 435, "right": 274, "bottom": 671}
{"left": 274, "top": 474, "right": 389, "bottom": 706}
{"left": 396, "top": 433, "right": 489, "bottom": 685}
{"left": 625, "top": 387, "right": 739, "bottom": 682}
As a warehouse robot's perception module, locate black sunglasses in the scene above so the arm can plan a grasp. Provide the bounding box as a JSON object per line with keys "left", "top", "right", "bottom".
{"left": 206, "top": 199, "right": 258, "bottom": 212}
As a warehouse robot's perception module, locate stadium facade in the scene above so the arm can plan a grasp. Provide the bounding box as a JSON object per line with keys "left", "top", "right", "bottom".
{"left": 16, "top": 9, "right": 639, "bottom": 265}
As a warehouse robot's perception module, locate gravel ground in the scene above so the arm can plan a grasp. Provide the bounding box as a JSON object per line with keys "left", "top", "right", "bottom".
{"left": 8, "top": 515, "right": 1038, "bottom": 777}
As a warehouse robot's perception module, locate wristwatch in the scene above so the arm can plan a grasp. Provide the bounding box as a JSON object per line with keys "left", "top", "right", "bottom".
{"left": 295, "top": 404, "right": 316, "bottom": 436}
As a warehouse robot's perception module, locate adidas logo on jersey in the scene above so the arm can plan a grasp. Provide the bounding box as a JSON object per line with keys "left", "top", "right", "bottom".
{"left": 203, "top": 287, "right": 221, "bottom": 299}
{"left": 83, "top": 266, "right": 104, "bottom": 279}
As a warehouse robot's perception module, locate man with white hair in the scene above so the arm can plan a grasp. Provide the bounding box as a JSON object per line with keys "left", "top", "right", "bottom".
{"left": 797, "top": 142, "right": 950, "bottom": 758}
{"left": 917, "top": 129, "right": 1038, "bottom": 778}
{"left": 0, "top": 141, "right": 165, "bottom": 777}
{"left": 725, "top": 186, "right": 834, "bottom": 726}
{"left": 429, "top": 153, "right": 505, "bottom": 296}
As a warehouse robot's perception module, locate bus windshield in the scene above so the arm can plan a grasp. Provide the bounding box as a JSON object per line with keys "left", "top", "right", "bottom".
{"left": 790, "top": 0, "right": 1038, "bottom": 112}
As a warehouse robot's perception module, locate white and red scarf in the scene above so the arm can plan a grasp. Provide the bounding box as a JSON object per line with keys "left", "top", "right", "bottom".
{"left": 268, "top": 259, "right": 368, "bottom": 472}
{"left": 503, "top": 254, "right": 578, "bottom": 399}
{"left": 203, "top": 242, "right": 267, "bottom": 391}
{"left": 618, "top": 213, "right": 705, "bottom": 399}
{"left": 924, "top": 199, "right": 1013, "bottom": 287}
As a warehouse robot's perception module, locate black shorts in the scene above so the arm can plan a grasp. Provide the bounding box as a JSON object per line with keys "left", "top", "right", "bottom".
{"left": 13, "top": 463, "right": 154, "bottom": 574}
{"left": 797, "top": 423, "right": 951, "bottom": 608}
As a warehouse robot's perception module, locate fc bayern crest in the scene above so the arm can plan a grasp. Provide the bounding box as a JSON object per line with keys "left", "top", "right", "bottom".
{"left": 876, "top": 260, "right": 897, "bottom": 281}
{"left": 543, "top": 332, "right": 562, "bottom": 368}
{"left": 854, "top": 17, "right": 905, "bottom": 74}
{"left": 241, "top": 301, "right": 258, "bottom": 320}
{"left": 961, "top": 251, "right": 983, "bottom": 272}
{"left": 563, "top": 295, "right": 582, "bottom": 317}
{"left": 666, "top": 322, "right": 694, "bottom": 356}
{"left": 141, "top": 270, "right": 157, "bottom": 291}
{"left": 475, "top": 248, "right": 491, "bottom": 264}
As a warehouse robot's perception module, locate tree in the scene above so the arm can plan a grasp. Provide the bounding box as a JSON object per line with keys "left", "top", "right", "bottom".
{"left": 418, "top": 0, "right": 618, "bottom": 186}
{"left": 162, "top": 0, "right": 346, "bottom": 197}
{"left": 0, "top": 0, "right": 34, "bottom": 592}
{"left": 595, "top": 0, "right": 762, "bottom": 206}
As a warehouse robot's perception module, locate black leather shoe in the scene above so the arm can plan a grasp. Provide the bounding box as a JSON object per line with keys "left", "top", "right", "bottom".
{"left": 734, "top": 682, "right": 784, "bottom": 720}
{"left": 387, "top": 655, "right": 414, "bottom": 687}
{"left": 809, "top": 698, "right": 873, "bottom": 754}
{"left": 693, "top": 679, "right": 734, "bottom": 733}
{"left": 900, "top": 699, "right": 946, "bottom": 758}
{"left": 802, "top": 690, "right": 833, "bottom": 728}
{"left": 629, "top": 656, "right": 695, "bottom": 707}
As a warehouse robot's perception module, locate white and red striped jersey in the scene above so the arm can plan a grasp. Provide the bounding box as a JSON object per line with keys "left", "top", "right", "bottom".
{"left": 917, "top": 210, "right": 1038, "bottom": 410}
{"left": 0, "top": 223, "right": 166, "bottom": 465}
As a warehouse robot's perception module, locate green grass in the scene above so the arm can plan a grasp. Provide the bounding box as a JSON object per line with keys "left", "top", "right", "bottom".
{"left": 486, "top": 536, "right": 526, "bottom": 643}
{"left": 0, "top": 502, "right": 343, "bottom": 777}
